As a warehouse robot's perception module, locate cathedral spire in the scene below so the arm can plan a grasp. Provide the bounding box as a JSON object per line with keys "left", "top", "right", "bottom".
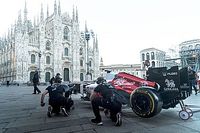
{"left": 95, "top": 34, "right": 99, "bottom": 49}
{"left": 37, "top": 15, "right": 39, "bottom": 25}
{"left": 40, "top": 3, "right": 44, "bottom": 22}
{"left": 92, "top": 32, "right": 96, "bottom": 50}
{"left": 47, "top": 4, "right": 49, "bottom": 18}
{"left": 85, "top": 21, "right": 88, "bottom": 32}
{"left": 11, "top": 25, "right": 14, "bottom": 39}
{"left": 76, "top": 6, "right": 79, "bottom": 22}
{"left": 24, "top": 1, "right": 27, "bottom": 23}
{"left": 4, "top": 33, "right": 7, "bottom": 43}
{"left": 17, "top": 10, "right": 22, "bottom": 26}
{"left": 58, "top": 0, "right": 61, "bottom": 16}
{"left": 100, "top": 57, "right": 104, "bottom": 66}
{"left": 14, "top": 20, "right": 17, "bottom": 33}
{"left": 10, "top": 25, "right": 14, "bottom": 46}
{"left": 34, "top": 16, "right": 36, "bottom": 27}
{"left": 54, "top": 0, "right": 57, "bottom": 15}
{"left": 72, "top": 5, "right": 75, "bottom": 21}
{"left": 7, "top": 28, "right": 10, "bottom": 42}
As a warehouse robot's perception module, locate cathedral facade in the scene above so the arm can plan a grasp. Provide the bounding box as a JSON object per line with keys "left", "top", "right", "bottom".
{"left": 0, "top": 1, "right": 100, "bottom": 84}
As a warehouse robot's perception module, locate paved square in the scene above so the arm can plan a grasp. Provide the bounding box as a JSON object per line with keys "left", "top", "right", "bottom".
{"left": 1, "top": 85, "right": 200, "bottom": 133}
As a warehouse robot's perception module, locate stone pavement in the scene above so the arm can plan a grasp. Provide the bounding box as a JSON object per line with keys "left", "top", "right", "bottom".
{"left": 1, "top": 85, "right": 200, "bottom": 133}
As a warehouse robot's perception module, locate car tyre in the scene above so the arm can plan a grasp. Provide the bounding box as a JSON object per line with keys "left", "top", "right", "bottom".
{"left": 130, "top": 87, "right": 163, "bottom": 118}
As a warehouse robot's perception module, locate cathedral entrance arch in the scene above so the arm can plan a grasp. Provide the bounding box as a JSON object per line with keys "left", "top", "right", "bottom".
{"left": 64, "top": 68, "right": 69, "bottom": 81}
{"left": 45, "top": 72, "right": 51, "bottom": 82}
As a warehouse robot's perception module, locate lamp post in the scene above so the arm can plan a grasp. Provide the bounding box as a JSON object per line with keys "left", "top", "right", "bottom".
{"left": 38, "top": 51, "right": 42, "bottom": 77}
{"left": 85, "top": 30, "right": 90, "bottom": 81}
{"left": 21, "top": 59, "right": 23, "bottom": 80}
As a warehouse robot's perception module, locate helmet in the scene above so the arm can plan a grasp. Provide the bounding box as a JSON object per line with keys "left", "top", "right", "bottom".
{"left": 96, "top": 77, "right": 105, "bottom": 84}
{"left": 56, "top": 73, "right": 61, "bottom": 76}
{"left": 55, "top": 73, "right": 62, "bottom": 83}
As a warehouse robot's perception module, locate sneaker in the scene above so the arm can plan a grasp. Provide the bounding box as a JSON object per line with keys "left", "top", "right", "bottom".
{"left": 32, "top": 93, "right": 36, "bottom": 94}
{"left": 71, "top": 105, "right": 75, "bottom": 110}
{"left": 61, "top": 108, "right": 69, "bottom": 117}
{"left": 104, "top": 109, "right": 110, "bottom": 118}
{"left": 91, "top": 118, "right": 103, "bottom": 126}
{"left": 47, "top": 106, "right": 52, "bottom": 117}
{"left": 115, "top": 113, "right": 122, "bottom": 126}
{"left": 110, "top": 115, "right": 117, "bottom": 122}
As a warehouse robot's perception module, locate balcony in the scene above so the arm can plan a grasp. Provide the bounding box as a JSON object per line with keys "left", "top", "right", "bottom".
{"left": 62, "top": 56, "right": 72, "bottom": 63}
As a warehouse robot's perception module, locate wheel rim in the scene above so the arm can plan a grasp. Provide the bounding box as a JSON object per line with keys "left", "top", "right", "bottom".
{"left": 133, "top": 94, "right": 151, "bottom": 114}
{"left": 179, "top": 110, "right": 190, "bottom": 120}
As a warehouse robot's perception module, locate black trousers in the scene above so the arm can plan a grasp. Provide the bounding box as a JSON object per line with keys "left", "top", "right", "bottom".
{"left": 49, "top": 97, "right": 74, "bottom": 113}
{"left": 65, "top": 98, "right": 74, "bottom": 111}
{"left": 91, "top": 97, "right": 122, "bottom": 122}
{"left": 189, "top": 80, "right": 198, "bottom": 93}
{"left": 33, "top": 83, "right": 41, "bottom": 93}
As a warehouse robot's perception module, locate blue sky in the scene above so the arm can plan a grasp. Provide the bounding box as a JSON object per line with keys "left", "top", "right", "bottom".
{"left": 1, "top": 0, "right": 200, "bottom": 65}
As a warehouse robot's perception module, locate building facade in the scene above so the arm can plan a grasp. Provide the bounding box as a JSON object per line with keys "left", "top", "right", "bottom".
{"left": 140, "top": 48, "right": 166, "bottom": 78}
{"left": 179, "top": 39, "right": 200, "bottom": 71}
{"left": 99, "top": 58, "right": 142, "bottom": 78}
{"left": 140, "top": 48, "right": 166, "bottom": 69}
{"left": 165, "top": 48, "right": 180, "bottom": 68}
{"left": 0, "top": 1, "right": 100, "bottom": 84}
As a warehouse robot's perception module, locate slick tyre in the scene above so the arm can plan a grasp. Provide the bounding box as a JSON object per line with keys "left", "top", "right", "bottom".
{"left": 130, "top": 87, "right": 163, "bottom": 118}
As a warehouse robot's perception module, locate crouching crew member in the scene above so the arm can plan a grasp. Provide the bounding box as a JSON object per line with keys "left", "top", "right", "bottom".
{"left": 90, "top": 77, "right": 122, "bottom": 126}
{"left": 40, "top": 73, "right": 74, "bottom": 117}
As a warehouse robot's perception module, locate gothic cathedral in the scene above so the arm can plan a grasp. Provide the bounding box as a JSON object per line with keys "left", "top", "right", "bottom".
{"left": 0, "top": 1, "right": 100, "bottom": 84}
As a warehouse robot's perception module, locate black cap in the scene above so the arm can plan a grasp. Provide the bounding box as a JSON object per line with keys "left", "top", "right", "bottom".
{"left": 96, "top": 77, "right": 105, "bottom": 84}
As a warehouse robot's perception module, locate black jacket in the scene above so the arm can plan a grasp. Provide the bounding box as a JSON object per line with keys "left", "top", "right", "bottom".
{"left": 33, "top": 73, "right": 39, "bottom": 83}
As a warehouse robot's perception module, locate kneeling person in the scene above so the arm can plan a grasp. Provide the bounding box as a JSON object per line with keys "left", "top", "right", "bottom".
{"left": 90, "top": 77, "right": 122, "bottom": 126}
{"left": 40, "top": 74, "right": 73, "bottom": 117}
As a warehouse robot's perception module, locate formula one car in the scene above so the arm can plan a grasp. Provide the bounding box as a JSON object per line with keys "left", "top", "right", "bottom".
{"left": 81, "top": 66, "right": 192, "bottom": 120}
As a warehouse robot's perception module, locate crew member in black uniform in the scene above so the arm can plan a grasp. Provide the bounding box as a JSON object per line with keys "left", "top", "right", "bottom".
{"left": 40, "top": 73, "right": 74, "bottom": 117}
{"left": 32, "top": 70, "right": 41, "bottom": 94}
{"left": 90, "top": 77, "right": 122, "bottom": 126}
{"left": 188, "top": 67, "right": 198, "bottom": 95}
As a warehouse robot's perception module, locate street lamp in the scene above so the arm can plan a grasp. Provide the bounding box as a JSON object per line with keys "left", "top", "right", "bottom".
{"left": 85, "top": 30, "right": 90, "bottom": 81}
{"left": 38, "top": 51, "right": 42, "bottom": 77}
{"left": 21, "top": 59, "right": 24, "bottom": 80}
